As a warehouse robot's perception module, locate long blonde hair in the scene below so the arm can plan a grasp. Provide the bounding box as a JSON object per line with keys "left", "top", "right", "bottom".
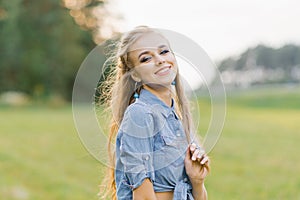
{"left": 98, "top": 26, "right": 195, "bottom": 199}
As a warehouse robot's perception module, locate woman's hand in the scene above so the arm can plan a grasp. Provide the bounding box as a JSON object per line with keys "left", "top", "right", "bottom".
{"left": 184, "top": 143, "right": 210, "bottom": 200}
{"left": 184, "top": 143, "right": 210, "bottom": 184}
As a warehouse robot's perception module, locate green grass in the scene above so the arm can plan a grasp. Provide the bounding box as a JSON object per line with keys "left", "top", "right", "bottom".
{"left": 1, "top": 86, "right": 300, "bottom": 199}
{"left": 206, "top": 85, "right": 300, "bottom": 199}
{"left": 0, "top": 106, "right": 104, "bottom": 200}
{"left": 207, "top": 106, "right": 300, "bottom": 199}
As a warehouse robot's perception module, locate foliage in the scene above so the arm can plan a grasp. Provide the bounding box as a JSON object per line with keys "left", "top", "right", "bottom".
{"left": 0, "top": 0, "right": 119, "bottom": 100}
{"left": 218, "top": 44, "right": 300, "bottom": 86}
{"left": 219, "top": 44, "right": 300, "bottom": 71}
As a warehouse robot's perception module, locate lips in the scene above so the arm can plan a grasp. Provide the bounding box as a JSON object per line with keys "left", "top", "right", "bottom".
{"left": 155, "top": 66, "right": 172, "bottom": 75}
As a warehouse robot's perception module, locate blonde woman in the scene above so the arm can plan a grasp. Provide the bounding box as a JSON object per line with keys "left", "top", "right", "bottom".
{"left": 100, "top": 26, "right": 210, "bottom": 200}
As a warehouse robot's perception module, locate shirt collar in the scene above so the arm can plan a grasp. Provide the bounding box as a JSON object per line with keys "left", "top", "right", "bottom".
{"left": 138, "top": 88, "right": 178, "bottom": 118}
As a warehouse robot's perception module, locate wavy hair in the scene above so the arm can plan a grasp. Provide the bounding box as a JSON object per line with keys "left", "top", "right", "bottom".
{"left": 98, "top": 26, "right": 197, "bottom": 199}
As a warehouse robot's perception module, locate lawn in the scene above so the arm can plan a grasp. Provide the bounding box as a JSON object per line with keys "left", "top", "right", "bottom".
{"left": 1, "top": 85, "right": 300, "bottom": 199}
{"left": 206, "top": 85, "right": 300, "bottom": 199}
{"left": 0, "top": 106, "right": 103, "bottom": 200}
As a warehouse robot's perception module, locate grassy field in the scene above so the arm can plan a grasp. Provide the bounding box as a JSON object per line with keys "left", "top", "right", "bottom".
{"left": 1, "top": 85, "right": 300, "bottom": 199}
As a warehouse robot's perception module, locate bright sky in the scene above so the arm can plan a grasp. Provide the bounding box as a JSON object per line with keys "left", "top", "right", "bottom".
{"left": 114, "top": 0, "right": 300, "bottom": 62}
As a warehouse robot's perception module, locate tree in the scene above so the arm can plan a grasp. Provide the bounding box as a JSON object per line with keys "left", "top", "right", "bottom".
{"left": 0, "top": 0, "right": 120, "bottom": 100}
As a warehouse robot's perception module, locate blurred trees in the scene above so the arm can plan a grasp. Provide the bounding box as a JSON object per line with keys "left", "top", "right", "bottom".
{"left": 0, "top": 0, "right": 120, "bottom": 100}
{"left": 219, "top": 44, "right": 300, "bottom": 71}
{"left": 218, "top": 44, "right": 300, "bottom": 87}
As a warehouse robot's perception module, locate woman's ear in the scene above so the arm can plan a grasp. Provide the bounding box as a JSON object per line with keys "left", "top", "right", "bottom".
{"left": 131, "top": 72, "right": 141, "bottom": 82}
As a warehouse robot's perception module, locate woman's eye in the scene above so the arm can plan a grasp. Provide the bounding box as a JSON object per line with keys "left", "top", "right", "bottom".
{"left": 140, "top": 56, "right": 151, "bottom": 63}
{"left": 160, "top": 49, "right": 170, "bottom": 55}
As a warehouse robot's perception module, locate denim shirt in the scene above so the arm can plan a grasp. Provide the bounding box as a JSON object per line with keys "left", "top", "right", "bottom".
{"left": 115, "top": 89, "right": 194, "bottom": 200}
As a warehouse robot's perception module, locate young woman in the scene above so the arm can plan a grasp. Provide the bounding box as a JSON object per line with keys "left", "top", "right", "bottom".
{"left": 100, "top": 26, "right": 210, "bottom": 200}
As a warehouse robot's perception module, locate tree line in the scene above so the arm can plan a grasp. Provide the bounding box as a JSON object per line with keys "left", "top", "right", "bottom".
{"left": 0, "top": 0, "right": 118, "bottom": 100}
{"left": 218, "top": 44, "right": 300, "bottom": 71}
{"left": 218, "top": 44, "right": 300, "bottom": 86}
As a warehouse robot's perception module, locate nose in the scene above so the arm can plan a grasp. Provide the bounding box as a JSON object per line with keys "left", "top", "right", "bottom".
{"left": 155, "top": 54, "right": 166, "bottom": 66}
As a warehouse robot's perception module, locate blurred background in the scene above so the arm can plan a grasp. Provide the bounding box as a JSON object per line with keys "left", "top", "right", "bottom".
{"left": 1, "top": 0, "right": 300, "bottom": 199}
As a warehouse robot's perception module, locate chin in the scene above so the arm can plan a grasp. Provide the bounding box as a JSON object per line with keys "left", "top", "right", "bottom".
{"left": 146, "top": 82, "right": 171, "bottom": 89}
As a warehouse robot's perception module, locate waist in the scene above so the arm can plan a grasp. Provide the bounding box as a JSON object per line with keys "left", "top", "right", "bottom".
{"left": 155, "top": 191, "right": 174, "bottom": 200}
{"left": 154, "top": 180, "right": 193, "bottom": 200}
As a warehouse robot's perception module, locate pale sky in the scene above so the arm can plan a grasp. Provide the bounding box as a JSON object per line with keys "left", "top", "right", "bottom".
{"left": 114, "top": 0, "right": 300, "bottom": 62}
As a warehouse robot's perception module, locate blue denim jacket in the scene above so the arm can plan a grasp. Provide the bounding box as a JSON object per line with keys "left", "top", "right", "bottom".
{"left": 115, "top": 89, "right": 194, "bottom": 200}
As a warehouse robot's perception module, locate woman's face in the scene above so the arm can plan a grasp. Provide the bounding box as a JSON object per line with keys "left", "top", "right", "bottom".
{"left": 128, "top": 32, "right": 178, "bottom": 88}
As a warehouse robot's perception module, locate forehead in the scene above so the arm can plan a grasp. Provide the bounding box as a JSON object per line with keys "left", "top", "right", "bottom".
{"left": 128, "top": 32, "right": 170, "bottom": 53}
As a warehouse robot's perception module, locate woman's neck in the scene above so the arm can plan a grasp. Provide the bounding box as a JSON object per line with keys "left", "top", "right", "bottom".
{"left": 143, "top": 85, "right": 172, "bottom": 107}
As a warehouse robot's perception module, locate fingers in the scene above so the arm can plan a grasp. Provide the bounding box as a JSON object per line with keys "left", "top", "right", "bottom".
{"left": 192, "top": 148, "right": 200, "bottom": 161}
{"left": 200, "top": 154, "right": 209, "bottom": 165}
{"left": 189, "top": 143, "right": 199, "bottom": 161}
{"left": 189, "top": 143, "right": 209, "bottom": 165}
{"left": 203, "top": 156, "right": 211, "bottom": 173}
{"left": 189, "top": 143, "right": 196, "bottom": 152}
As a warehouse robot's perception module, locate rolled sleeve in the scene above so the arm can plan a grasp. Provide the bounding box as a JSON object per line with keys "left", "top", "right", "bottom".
{"left": 117, "top": 104, "right": 155, "bottom": 189}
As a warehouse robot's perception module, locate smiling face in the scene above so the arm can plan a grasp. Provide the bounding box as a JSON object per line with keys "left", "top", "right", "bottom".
{"left": 128, "top": 32, "right": 178, "bottom": 89}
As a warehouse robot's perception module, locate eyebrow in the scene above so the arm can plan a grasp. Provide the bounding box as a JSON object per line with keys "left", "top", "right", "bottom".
{"left": 137, "top": 44, "right": 168, "bottom": 59}
{"left": 138, "top": 50, "right": 150, "bottom": 60}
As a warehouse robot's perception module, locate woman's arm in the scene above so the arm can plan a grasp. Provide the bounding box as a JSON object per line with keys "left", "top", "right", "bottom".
{"left": 184, "top": 143, "right": 210, "bottom": 200}
{"left": 190, "top": 179, "right": 207, "bottom": 200}
{"left": 117, "top": 106, "right": 157, "bottom": 199}
{"left": 133, "top": 178, "right": 157, "bottom": 200}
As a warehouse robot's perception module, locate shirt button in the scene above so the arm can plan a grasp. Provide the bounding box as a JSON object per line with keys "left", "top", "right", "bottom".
{"left": 176, "top": 133, "right": 181, "bottom": 137}
{"left": 183, "top": 178, "right": 188, "bottom": 182}
{"left": 144, "top": 155, "right": 150, "bottom": 161}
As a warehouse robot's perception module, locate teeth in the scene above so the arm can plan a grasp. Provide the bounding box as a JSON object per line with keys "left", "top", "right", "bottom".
{"left": 157, "top": 67, "right": 170, "bottom": 74}
{"left": 159, "top": 68, "right": 169, "bottom": 73}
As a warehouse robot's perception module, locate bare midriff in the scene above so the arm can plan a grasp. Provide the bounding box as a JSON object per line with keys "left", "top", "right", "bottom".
{"left": 155, "top": 191, "right": 174, "bottom": 200}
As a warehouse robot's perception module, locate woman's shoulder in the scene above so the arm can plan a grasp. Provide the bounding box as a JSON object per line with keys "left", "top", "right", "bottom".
{"left": 125, "top": 100, "right": 153, "bottom": 116}
{"left": 123, "top": 100, "right": 167, "bottom": 131}
{"left": 122, "top": 101, "right": 154, "bottom": 126}
{"left": 119, "top": 101, "right": 155, "bottom": 138}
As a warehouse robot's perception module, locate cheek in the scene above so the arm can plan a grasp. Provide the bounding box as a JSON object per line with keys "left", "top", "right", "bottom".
{"left": 135, "top": 67, "right": 153, "bottom": 79}
{"left": 172, "top": 60, "right": 179, "bottom": 72}
{"left": 168, "top": 54, "right": 177, "bottom": 64}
